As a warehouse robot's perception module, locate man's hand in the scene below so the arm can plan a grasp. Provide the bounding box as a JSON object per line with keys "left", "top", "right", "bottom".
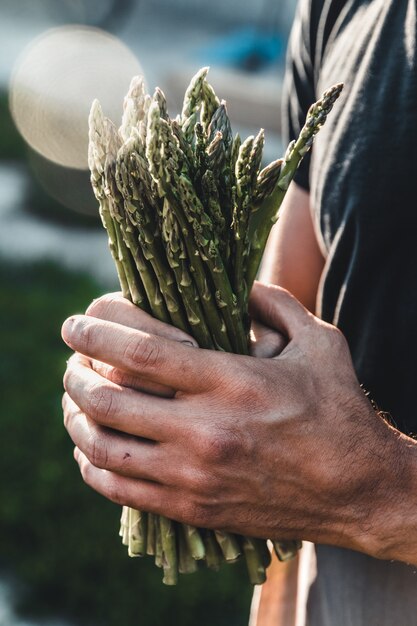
{"left": 61, "top": 283, "right": 417, "bottom": 565}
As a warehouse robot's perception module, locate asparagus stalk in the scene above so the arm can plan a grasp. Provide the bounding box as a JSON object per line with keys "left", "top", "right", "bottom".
{"left": 146, "top": 103, "right": 236, "bottom": 351}
{"left": 160, "top": 516, "right": 178, "bottom": 585}
{"left": 214, "top": 531, "right": 241, "bottom": 562}
{"left": 120, "top": 506, "right": 129, "bottom": 543}
{"left": 246, "top": 83, "right": 344, "bottom": 289}
{"left": 253, "top": 158, "right": 283, "bottom": 205}
{"left": 116, "top": 143, "right": 190, "bottom": 333}
{"left": 178, "top": 526, "right": 199, "bottom": 574}
{"left": 181, "top": 66, "right": 209, "bottom": 122}
{"left": 207, "top": 102, "right": 233, "bottom": 158}
{"left": 88, "top": 68, "right": 342, "bottom": 586}
{"left": 161, "top": 197, "right": 215, "bottom": 349}
{"left": 201, "top": 80, "right": 220, "bottom": 132}
{"left": 176, "top": 174, "right": 249, "bottom": 355}
{"left": 88, "top": 101, "right": 131, "bottom": 301}
{"left": 119, "top": 75, "right": 146, "bottom": 142}
{"left": 164, "top": 194, "right": 234, "bottom": 352}
{"left": 146, "top": 513, "right": 157, "bottom": 556}
{"left": 273, "top": 540, "right": 302, "bottom": 562}
{"left": 232, "top": 134, "right": 255, "bottom": 316}
{"left": 155, "top": 519, "right": 163, "bottom": 569}
{"left": 103, "top": 121, "right": 153, "bottom": 312}
{"left": 242, "top": 537, "right": 267, "bottom": 585}
{"left": 128, "top": 508, "right": 147, "bottom": 557}
{"left": 183, "top": 525, "right": 206, "bottom": 561}
{"left": 203, "top": 530, "right": 223, "bottom": 571}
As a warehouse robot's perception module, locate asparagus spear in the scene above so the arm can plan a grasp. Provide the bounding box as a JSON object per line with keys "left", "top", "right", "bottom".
{"left": 242, "top": 537, "right": 267, "bottom": 585}
{"left": 232, "top": 134, "right": 255, "bottom": 316}
{"left": 161, "top": 197, "right": 215, "bottom": 349}
{"left": 88, "top": 100, "right": 131, "bottom": 301}
{"left": 203, "top": 530, "right": 223, "bottom": 571}
{"left": 128, "top": 508, "right": 147, "bottom": 557}
{"left": 246, "top": 83, "right": 344, "bottom": 289}
{"left": 183, "top": 525, "right": 206, "bottom": 561}
{"left": 181, "top": 66, "right": 209, "bottom": 122}
{"left": 164, "top": 191, "right": 234, "bottom": 352}
{"left": 146, "top": 513, "right": 157, "bottom": 556}
{"left": 116, "top": 142, "right": 190, "bottom": 333}
{"left": 160, "top": 516, "right": 178, "bottom": 585}
{"left": 178, "top": 526, "right": 199, "bottom": 574}
{"left": 146, "top": 103, "right": 236, "bottom": 351}
{"left": 207, "top": 102, "right": 233, "bottom": 158}
{"left": 201, "top": 80, "right": 220, "bottom": 132}
{"left": 253, "top": 158, "right": 283, "bottom": 205}
{"left": 273, "top": 540, "right": 303, "bottom": 562}
{"left": 176, "top": 174, "right": 249, "bottom": 355}
{"left": 89, "top": 69, "right": 342, "bottom": 586}
{"left": 214, "top": 531, "right": 241, "bottom": 562}
{"left": 119, "top": 75, "right": 146, "bottom": 142}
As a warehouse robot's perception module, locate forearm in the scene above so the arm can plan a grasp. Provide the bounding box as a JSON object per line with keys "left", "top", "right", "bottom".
{"left": 259, "top": 182, "right": 324, "bottom": 312}
{"left": 306, "top": 395, "right": 417, "bottom": 566}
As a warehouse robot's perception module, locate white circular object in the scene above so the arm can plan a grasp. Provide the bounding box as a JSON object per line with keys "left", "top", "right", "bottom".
{"left": 10, "top": 25, "right": 144, "bottom": 169}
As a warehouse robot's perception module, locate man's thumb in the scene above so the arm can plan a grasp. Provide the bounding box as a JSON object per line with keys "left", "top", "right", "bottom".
{"left": 249, "top": 282, "right": 313, "bottom": 339}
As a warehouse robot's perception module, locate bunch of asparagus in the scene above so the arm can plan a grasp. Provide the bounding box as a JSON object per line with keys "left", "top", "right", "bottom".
{"left": 88, "top": 67, "right": 342, "bottom": 585}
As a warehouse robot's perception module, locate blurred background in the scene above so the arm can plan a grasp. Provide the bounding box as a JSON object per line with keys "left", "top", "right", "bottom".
{"left": 0, "top": 1, "right": 297, "bottom": 624}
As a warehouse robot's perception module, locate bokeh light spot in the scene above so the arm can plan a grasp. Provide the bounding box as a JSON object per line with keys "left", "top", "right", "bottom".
{"left": 9, "top": 25, "right": 144, "bottom": 169}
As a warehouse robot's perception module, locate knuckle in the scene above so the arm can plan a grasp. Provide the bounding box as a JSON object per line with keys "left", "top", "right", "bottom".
{"left": 332, "top": 326, "right": 348, "bottom": 348}
{"left": 86, "top": 431, "right": 109, "bottom": 469}
{"left": 106, "top": 367, "right": 137, "bottom": 389}
{"left": 184, "top": 500, "right": 216, "bottom": 529}
{"left": 325, "top": 324, "right": 349, "bottom": 353}
{"left": 311, "top": 321, "right": 349, "bottom": 359}
{"left": 87, "top": 382, "right": 115, "bottom": 422}
{"left": 105, "top": 367, "right": 126, "bottom": 386}
{"left": 183, "top": 467, "right": 219, "bottom": 496}
{"left": 123, "top": 333, "right": 162, "bottom": 372}
{"left": 197, "top": 426, "right": 241, "bottom": 465}
{"left": 105, "top": 478, "right": 125, "bottom": 506}
{"left": 241, "top": 364, "right": 270, "bottom": 405}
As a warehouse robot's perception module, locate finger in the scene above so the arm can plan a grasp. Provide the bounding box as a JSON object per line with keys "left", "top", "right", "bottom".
{"left": 74, "top": 447, "right": 172, "bottom": 512}
{"left": 86, "top": 292, "right": 198, "bottom": 347}
{"left": 62, "top": 315, "right": 223, "bottom": 392}
{"left": 90, "top": 359, "right": 175, "bottom": 398}
{"left": 250, "top": 321, "right": 287, "bottom": 358}
{"left": 249, "top": 282, "right": 314, "bottom": 340}
{"left": 63, "top": 354, "right": 189, "bottom": 441}
{"left": 63, "top": 393, "right": 181, "bottom": 484}
{"left": 75, "top": 448, "right": 213, "bottom": 528}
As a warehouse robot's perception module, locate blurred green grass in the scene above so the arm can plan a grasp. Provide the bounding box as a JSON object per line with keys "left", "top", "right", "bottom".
{"left": 0, "top": 91, "right": 26, "bottom": 160}
{"left": 0, "top": 260, "right": 252, "bottom": 626}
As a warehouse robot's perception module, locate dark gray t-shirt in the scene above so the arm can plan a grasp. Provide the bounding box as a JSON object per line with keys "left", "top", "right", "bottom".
{"left": 283, "top": 0, "right": 417, "bottom": 434}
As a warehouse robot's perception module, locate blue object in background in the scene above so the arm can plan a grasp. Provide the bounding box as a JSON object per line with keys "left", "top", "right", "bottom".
{"left": 196, "top": 26, "right": 285, "bottom": 72}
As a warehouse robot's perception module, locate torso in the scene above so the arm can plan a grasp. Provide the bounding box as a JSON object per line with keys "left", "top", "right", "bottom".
{"left": 306, "top": 0, "right": 417, "bottom": 432}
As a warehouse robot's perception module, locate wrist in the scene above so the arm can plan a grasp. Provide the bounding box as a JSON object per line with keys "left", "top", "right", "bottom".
{"left": 344, "top": 416, "right": 417, "bottom": 565}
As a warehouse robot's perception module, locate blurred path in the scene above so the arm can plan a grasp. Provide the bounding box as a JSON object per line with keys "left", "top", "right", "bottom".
{"left": 0, "top": 578, "right": 71, "bottom": 626}
{"left": 0, "top": 164, "right": 117, "bottom": 288}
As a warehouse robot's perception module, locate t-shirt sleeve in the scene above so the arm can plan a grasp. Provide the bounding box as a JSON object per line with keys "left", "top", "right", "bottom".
{"left": 281, "top": 0, "right": 317, "bottom": 192}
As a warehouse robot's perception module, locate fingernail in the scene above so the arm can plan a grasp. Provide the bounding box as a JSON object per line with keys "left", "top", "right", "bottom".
{"left": 181, "top": 340, "right": 197, "bottom": 348}
{"left": 62, "top": 317, "right": 75, "bottom": 343}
